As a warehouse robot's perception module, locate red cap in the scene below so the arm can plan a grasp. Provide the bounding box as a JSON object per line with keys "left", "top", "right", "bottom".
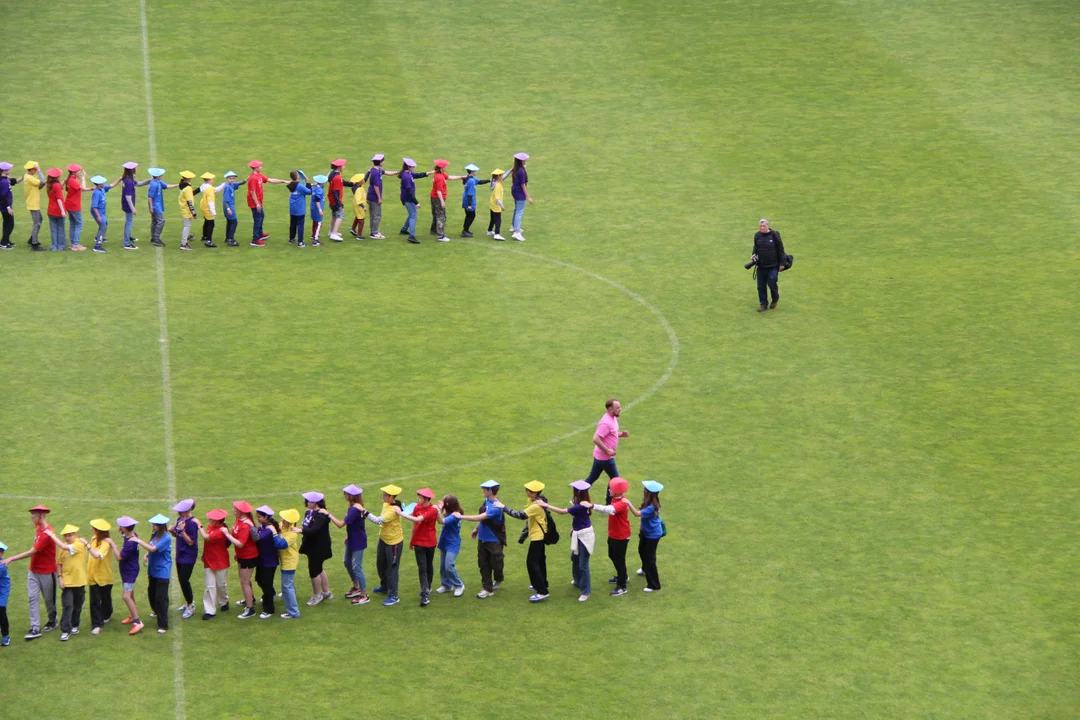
{"left": 232, "top": 500, "right": 253, "bottom": 514}
{"left": 206, "top": 509, "right": 228, "bottom": 522}
{"left": 46, "top": 168, "right": 61, "bottom": 178}
{"left": 433, "top": 159, "right": 449, "bottom": 169}
{"left": 608, "top": 477, "right": 629, "bottom": 495}
{"left": 248, "top": 160, "right": 262, "bottom": 169}
{"left": 66, "top": 163, "right": 82, "bottom": 173}
{"left": 416, "top": 487, "right": 435, "bottom": 499}
{"left": 28, "top": 504, "right": 51, "bottom": 514}
{"left": 330, "top": 158, "right": 346, "bottom": 167}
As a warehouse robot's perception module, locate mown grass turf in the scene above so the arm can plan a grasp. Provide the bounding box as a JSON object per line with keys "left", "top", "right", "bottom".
{"left": 0, "top": 0, "right": 1077, "bottom": 717}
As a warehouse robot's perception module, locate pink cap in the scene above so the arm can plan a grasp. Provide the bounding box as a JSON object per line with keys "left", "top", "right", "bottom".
{"left": 433, "top": 159, "right": 449, "bottom": 169}
{"left": 371, "top": 153, "right": 384, "bottom": 162}
{"left": 513, "top": 152, "right": 529, "bottom": 161}
{"left": 248, "top": 160, "right": 262, "bottom": 169}
{"left": 330, "top": 158, "right": 346, "bottom": 167}
{"left": 416, "top": 487, "right": 435, "bottom": 499}
{"left": 67, "top": 163, "right": 82, "bottom": 172}
{"left": 609, "top": 477, "right": 629, "bottom": 495}
{"left": 122, "top": 161, "right": 139, "bottom": 170}
{"left": 232, "top": 500, "right": 253, "bottom": 514}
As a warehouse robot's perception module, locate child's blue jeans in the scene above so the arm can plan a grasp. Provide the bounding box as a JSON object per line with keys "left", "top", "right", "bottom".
{"left": 280, "top": 570, "right": 299, "bottom": 617}
{"left": 440, "top": 549, "right": 463, "bottom": 589}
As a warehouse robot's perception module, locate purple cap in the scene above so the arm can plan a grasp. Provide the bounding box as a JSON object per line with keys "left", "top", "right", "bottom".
{"left": 256, "top": 505, "right": 275, "bottom": 516}
{"left": 301, "top": 491, "right": 324, "bottom": 503}
{"left": 513, "top": 152, "right": 530, "bottom": 161}
{"left": 0, "top": 162, "right": 12, "bottom": 171}
{"left": 402, "top": 157, "right": 416, "bottom": 168}
{"left": 171, "top": 498, "right": 195, "bottom": 513}
{"left": 371, "top": 153, "right": 384, "bottom": 162}
{"left": 122, "top": 161, "right": 138, "bottom": 170}
{"left": 342, "top": 484, "right": 363, "bottom": 496}
{"left": 569, "top": 480, "right": 591, "bottom": 491}
{"left": 116, "top": 515, "right": 138, "bottom": 528}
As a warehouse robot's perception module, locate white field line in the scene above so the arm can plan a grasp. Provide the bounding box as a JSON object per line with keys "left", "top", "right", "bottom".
{"left": 0, "top": 243, "right": 679, "bottom": 506}
{"left": 139, "top": 1, "right": 185, "bottom": 718}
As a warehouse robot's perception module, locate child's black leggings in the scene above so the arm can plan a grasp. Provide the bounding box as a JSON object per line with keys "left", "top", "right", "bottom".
{"left": 463, "top": 211, "right": 476, "bottom": 234}
{"left": 487, "top": 211, "right": 501, "bottom": 234}
{"left": 0, "top": 606, "right": 8, "bottom": 637}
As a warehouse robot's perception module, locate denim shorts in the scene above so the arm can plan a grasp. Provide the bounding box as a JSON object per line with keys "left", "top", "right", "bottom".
{"left": 332, "top": 207, "right": 345, "bottom": 219}
{"left": 122, "top": 582, "right": 136, "bottom": 592}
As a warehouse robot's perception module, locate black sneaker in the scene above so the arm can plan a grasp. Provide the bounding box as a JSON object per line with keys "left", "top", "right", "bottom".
{"left": 0, "top": 242, "right": 14, "bottom": 250}
{"left": 297, "top": 241, "right": 306, "bottom": 248}
{"left": 186, "top": 234, "right": 195, "bottom": 242}
{"left": 180, "top": 243, "right": 192, "bottom": 251}
{"left": 399, "top": 229, "right": 409, "bottom": 236}
{"left": 420, "top": 595, "right": 430, "bottom": 607}
{"left": 461, "top": 231, "right": 473, "bottom": 238}
{"left": 92, "top": 243, "right": 106, "bottom": 253}
{"left": 42, "top": 621, "right": 57, "bottom": 633}
{"left": 225, "top": 239, "right": 239, "bottom": 246}
{"left": 610, "top": 587, "right": 628, "bottom": 597}
{"left": 123, "top": 243, "right": 139, "bottom": 250}
{"left": 312, "top": 240, "right": 322, "bottom": 246}
{"left": 221, "top": 604, "right": 229, "bottom": 612}
{"left": 202, "top": 613, "right": 214, "bottom": 620}
{"left": 151, "top": 239, "right": 166, "bottom": 247}
{"left": 30, "top": 243, "right": 45, "bottom": 252}
{"left": 407, "top": 236, "right": 420, "bottom": 244}
{"left": 24, "top": 627, "right": 41, "bottom": 640}
{"left": 237, "top": 607, "right": 256, "bottom": 620}
{"left": 204, "top": 240, "right": 217, "bottom": 248}
{"left": 608, "top": 576, "right": 618, "bottom": 584}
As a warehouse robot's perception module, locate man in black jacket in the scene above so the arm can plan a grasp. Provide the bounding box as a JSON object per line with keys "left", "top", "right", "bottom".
{"left": 751, "top": 218, "right": 786, "bottom": 311}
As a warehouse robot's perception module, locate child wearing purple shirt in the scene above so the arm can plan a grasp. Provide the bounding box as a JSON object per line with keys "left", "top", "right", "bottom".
{"left": 326, "top": 485, "right": 370, "bottom": 605}
{"left": 254, "top": 507, "right": 285, "bottom": 619}
{"left": 364, "top": 154, "right": 391, "bottom": 239}
{"left": 396, "top": 158, "right": 429, "bottom": 244}
{"left": 120, "top": 162, "right": 149, "bottom": 249}
{"left": 116, "top": 517, "right": 144, "bottom": 635}
{"left": 537, "top": 480, "right": 595, "bottom": 602}
{"left": 170, "top": 499, "right": 199, "bottom": 620}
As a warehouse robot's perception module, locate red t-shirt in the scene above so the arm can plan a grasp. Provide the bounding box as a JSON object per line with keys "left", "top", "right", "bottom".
{"left": 430, "top": 172, "right": 448, "bottom": 200}
{"left": 328, "top": 171, "right": 344, "bottom": 208}
{"left": 47, "top": 183, "right": 65, "bottom": 217}
{"left": 202, "top": 525, "right": 231, "bottom": 570}
{"left": 246, "top": 173, "right": 266, "bottom": 209}
{"left": 30, "top": 524, "right": 58, "bottom": 574}
{"left": 232, "top": 520, "right": 259, "bottom": 560}
{"left": 409, "top": 504, "right": 438, "bottom": 548}
{"left": 64, "top": 176, "right": 83, "bottom": 212}
{"left": 607, "top": 499, "right": 631, "bottom": 540}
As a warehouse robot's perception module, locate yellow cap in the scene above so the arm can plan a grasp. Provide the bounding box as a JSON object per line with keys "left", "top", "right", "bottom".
{"left": 61, "top": 524, "right": 80, "bottom": 535}
{"left": 524, "top": 481, "right": 545, "bottom": 493}
{"left": 201, "top": 172, "right": 215, "bottom": 180}
{"left": 380, "top": 484, "right": 402, "bottom": 496}
{"left": 491, "top": 168, "right": 504, "bottom": 176}
{"left": 89, "top": 519, "right": 111, "bottom": 532}
{"left": 179, "top": 170, "right": 196, "bottom": 179}
{"left": 24, "top": 160, "right": 38, "bottom": 170}
{"left": 280, "top": 508, "right": 300, "bottom": 524}
{"left": 349, "top": 173, "right": 365, "bottom": 184}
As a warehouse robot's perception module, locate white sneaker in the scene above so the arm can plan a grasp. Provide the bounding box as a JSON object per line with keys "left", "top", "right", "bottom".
{"left": 306, "top": 595, "right": 323, "bottom": 607}
{"left": 437, "top": 236, "right": 450, "bottom": 243}
{"left": 280, "top": 613, "right": 297, "bottom": 619}
{"left": 485, "top": 231, "right": 494, "bottom": 236}
{"left": 329, "top": 233, "right": 343, "bottom": 241}
{"left": 176, "top": 604, "right": 187, "bottom": 612}
{"left": 453, "top": 585, "right": 464, "bottom": 597}
{"left": 493, "top": 582, "right": 500, "bottom": 590}
{"left": 259, "top": 612, "right": 272, "bottom": 619}
{"left": 322, "top": 592, "right": 333, "bottom": 600}
{"left": 643, "top": 587, "right": 654, "bottom": 593}
{"left": 512, "top": 232, "right": 525, "bottom": 242}
{"left": 91, "top": 627, "right": 101, "bottom": 635}
{"left": 476, "top": 590, "right": 494, "bottom": 599}
{"left": 435, "top": 586, "right": 450, "bottom": 594}
{"left": 637, "top": 568, "right": 644, "bottom": 576}
{"left": 493, "top": 233, "right": 505, "bottom": 241}
{"left": 578, "top": 594, "right": 589, "bottom": 602}
{"left": 157, "top": 628, "right": 167, "bottom": 634}
{"left": 236, "top": 600, "right": 247, "bottom": 606}
{"left": 570, "top": 580, "right": 577, "bottom": 587}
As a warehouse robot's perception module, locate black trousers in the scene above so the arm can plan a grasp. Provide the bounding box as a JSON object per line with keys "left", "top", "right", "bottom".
{"left": 0, "top": 606, "right": 8, "bottom": 637}
{"left": 201, "top": 218, "right": 215, "bottom": 242}
{"left": 289, "top": 214, "right": 305, "bottom": 241}
{"left": 60, "top": 586, "right": 85, "bottom": 633}
{"left": 756, "top": 266, "right": 779, "bottom": 305}
{"left": 147, "top": 577, "right": 169, "bottom": 629}
{"left": 477, "top": 541, "right": 505, "bottom": 592}
{"left": 177, "top": 563, "right": 195, "bottom": 605}
{"left": 487, "top": 210, "right": 501, "bottom": 233}
{"left": 377, "top": 540, "right": 402, "bottom": 598}
{"left": 1, "top": 208, "right": 14, "bottom": 244}
{"left": 225, "top": 217, "right": 238, "bottom": 240}
{"left": 526, "top": 540, "right": 548, "bottom": 595}
{"left": 414, "top": 546, "right": 435, "bottom": 596}
{"left": 255, "top": 565, "right": 277, "bottom": 614}
{"left": 638, "top": 535, "right": 661, "bottom": 590}
{"left": 89, "top": 584, "right": 114, "bottom": 628}
{"left": 608, "top": 537, "right": 629, "bottom": 589}
{"left": 463, "top": 210, "right": 476, "bottom": 233}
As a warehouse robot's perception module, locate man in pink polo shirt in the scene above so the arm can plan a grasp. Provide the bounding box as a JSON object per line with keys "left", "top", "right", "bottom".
{"left": 585, "top": 398, "right": 629, "bottom": 490}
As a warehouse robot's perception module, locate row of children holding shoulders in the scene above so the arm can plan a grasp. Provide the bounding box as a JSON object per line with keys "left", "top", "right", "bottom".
{"left": 0, "top": 475, "right": 662, "bottom": 645}
{"left": 0, "top": 153, "right": 532, "bottom": 252}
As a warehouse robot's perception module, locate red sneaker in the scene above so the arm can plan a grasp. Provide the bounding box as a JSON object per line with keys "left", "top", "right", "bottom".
{"left": 250, "top": 239, "right": 266, "bottom": 247}
{"left": 120, "top": 616, "right": 135, "bottom": 625}
{"left": 259, "top": 233, "right": 270, "bottom": 240}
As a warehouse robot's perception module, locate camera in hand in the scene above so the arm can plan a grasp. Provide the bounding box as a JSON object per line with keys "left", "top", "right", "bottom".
{"left": 744, "top": 259, "right": 758, "bottom": 270}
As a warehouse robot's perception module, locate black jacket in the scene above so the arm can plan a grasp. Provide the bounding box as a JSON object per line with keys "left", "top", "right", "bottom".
{"left": 752, "top": 230, "right": 786, "bottom": 268}
{"left": 299, "top": 509, "right": 333, "bottom": 560}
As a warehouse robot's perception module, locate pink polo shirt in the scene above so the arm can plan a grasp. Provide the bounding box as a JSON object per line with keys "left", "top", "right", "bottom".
{"left": 593, "top": 412, "right": 619, "bottom": 460}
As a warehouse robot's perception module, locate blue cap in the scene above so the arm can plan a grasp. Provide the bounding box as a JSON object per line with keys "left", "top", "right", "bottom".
{"left": 90, "top": 175, "right": 107, "bottom": 184}
{"left": 642, "top": 480, "right": 664, "bottom": 493}
{"left": 224, "top": 171, "right": 237, "bottom": 178}
{"left": 464, "top": 163, "right": 479, "bottom": 172}
{"left": 313, "top": 174, "right": 328, "bottom": 184}
{"left": 480, "top": 479, "right": 500, "bottom": 488}
{"left": 148, "top": 167, "right": 165, "bottom": 177}
{"left": 148, "top": 513, "right": 170, "bottom": 524}
{"left": 403, "top": 502, "right": 417, "bottom": 515}
{"left": 0, "top": 540, "right": 8, "bottom": 552}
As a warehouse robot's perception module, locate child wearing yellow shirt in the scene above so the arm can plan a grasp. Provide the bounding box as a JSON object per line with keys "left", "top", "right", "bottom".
{"left": 50, "top": 524, "right": 90, "bottom": 641}
{"left": 364, "top": 485, "right": 420, "bottom": 607}
{"left": 347, "top": 174, "right": 366, "bottom": 239}
{"left": 177, "top": 170, "right": 197, "bottom": 250}
{"left": 278, "top": 509, "right": 302, "bottom": 619}
{"left": 198, "top": 172, "right": 218, "bottom": 248}
{"left": 486, "top": 169, "right": 506, "bottom": 240}
{"left": 86, "top": 519, "right": 118, "bottom": 634}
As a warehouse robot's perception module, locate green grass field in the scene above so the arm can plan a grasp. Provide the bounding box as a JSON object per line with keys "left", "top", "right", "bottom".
{"left": 1, "top": 0, "right": 1078, "bottom": 717}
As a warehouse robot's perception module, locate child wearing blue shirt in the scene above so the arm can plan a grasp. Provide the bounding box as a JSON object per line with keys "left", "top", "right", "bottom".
{"left": 286, "top": 170, "right": 313, "bottom": 247}
{"left": 458, "top": 164, "right": 490, "bottom": 238}
{"left": 90, "top": 175, "right": 121, "bottom": 253}
{"left": 435, "top": 495, "right": 466, "bottom": 597}
{"left": 309, "top": 175, "right": 326, "bottom": 246}
{"left": 0, "top": 540, "right": 10, "bottom": 646}
{"left": 134, "top": 516, "right": 172, "bottom": 633}
{"left": 145, "top": 169, "right": 176, "bottom": 248}
{"left": 216, "top": 171, "right": 247, "bottom": 247}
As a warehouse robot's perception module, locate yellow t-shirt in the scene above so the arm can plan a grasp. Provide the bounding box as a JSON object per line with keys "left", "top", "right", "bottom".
{"left": 179, "top": 185, "right": 196, "bottom": 219}
{"left": 524, "top": 502, "right": 547, "bottom": 541}
{"left": 199, "top": 183, "right": 216, "bottom": 219}
{"left": 58, "top": 541, "right": 89, "bottom": 588}
{"left": 379, "top": 503, "right": 404, "bottom": 545}
{"left": 352, "top": 186, "right": 365, "bottom": 218}
{"left": 279, "top": 529, "right": 300, "bottom": 571}
{"left": 23, "top": 173, "right": 42, "bottom": 211}
{"left": 87, "top": 539, "right": 115, "bottom": 586}
{"left": 489, "top": 179, "right": 504, "bottom": 213}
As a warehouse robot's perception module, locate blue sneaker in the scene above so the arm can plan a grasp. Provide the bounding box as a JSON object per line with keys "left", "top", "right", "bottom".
{"left": 382, "top": 596, "right": 399, "bottom": 606}
{"left": 92, "top": 243, "right": 106, "bottom": 253}
{"left": 372, "top": 586, "right": 386, "bottom": 594}
{"left": 1, "top": 636, "right": 9, "bottom": 647}
{"left": 528, "top": 593, "right": 550, "bottom": 603}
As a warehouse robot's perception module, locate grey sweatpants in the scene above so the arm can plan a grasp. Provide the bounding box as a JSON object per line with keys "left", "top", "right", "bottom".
{"left": 29, "top": 210, "right": 43, "bottom": 245}
{"left": 150, "top": 213, "right": 165, "bottom": 243}
{"left": 369, "top": 201, "right": 382, "bottom": 235}
{"left": 28, "top": 571, "right": 57, "bottom": 628}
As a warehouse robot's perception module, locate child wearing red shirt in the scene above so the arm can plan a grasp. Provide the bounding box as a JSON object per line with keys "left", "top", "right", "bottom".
{"left": 64, "top": 165, "right": 90, "bottom": 250}
{"left": 405, "top": 489, "right": 439, "bottom": 606}
{"left": 592, "top": 477, "right": 633, "bottom": 595}
{"left": 429, "top": 160, "right": 451, "bottom": 242}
